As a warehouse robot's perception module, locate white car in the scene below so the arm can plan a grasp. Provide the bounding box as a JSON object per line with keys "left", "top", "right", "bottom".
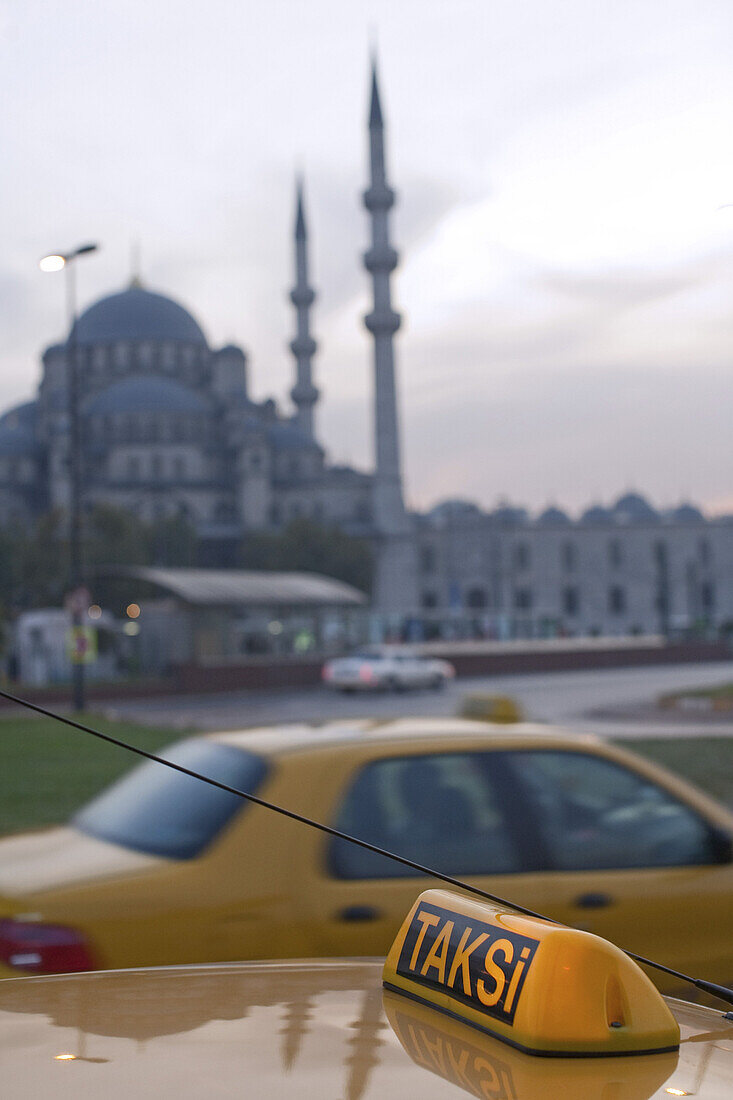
{"left": 322, "top": 646, "right": 455, "bottom": 692}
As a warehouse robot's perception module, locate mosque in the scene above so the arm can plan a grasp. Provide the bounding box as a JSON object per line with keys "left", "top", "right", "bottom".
{"left": 1, "top": 65, "right": 731, "bottom": 637}
{"left": 0, "top": 190, "right": 373, "bottom": 550}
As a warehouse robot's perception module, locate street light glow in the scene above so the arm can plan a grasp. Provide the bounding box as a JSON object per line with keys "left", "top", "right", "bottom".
{"left": 39, "top": 254, "right": 66, "bottom": 272}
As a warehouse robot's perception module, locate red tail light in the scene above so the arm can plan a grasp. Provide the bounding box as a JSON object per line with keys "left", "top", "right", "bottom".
{"left": 0, "top": 919, "right": 96, "bottom": 974}
{"left": 358, "top": 665, "right": 374, "bottom": 683}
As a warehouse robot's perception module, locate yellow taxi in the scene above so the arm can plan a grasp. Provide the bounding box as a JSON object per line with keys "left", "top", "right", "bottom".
{"left": 3, "top": 886, "right": 733, "bottom": 1098}
{"left": 1, "top": 718, "right": 732, "bottom": 988}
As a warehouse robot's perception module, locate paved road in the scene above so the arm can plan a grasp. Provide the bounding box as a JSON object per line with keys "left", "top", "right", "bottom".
{"left": 102, "top": 659, "right": 733, "bottom": 738}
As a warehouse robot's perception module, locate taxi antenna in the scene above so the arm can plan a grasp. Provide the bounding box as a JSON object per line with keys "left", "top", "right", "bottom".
{"left": 2, "top": 684, "right": 733, "bottom": 1010}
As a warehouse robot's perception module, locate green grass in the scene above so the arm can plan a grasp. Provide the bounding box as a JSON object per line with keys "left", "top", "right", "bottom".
{"left": 2, "top": 713, "right": 733, "bottom": 838}
{"left": 613, "top": 736, "right": 733, "bottom": 807}
{"left": 659, "top": 683, "right": 733, "bottom": 704}
{"left": 0, "top": 714, "right": 185, "bottom": 835}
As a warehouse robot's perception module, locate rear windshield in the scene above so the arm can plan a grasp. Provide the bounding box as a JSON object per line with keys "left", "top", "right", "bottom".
{"left": 73, "top": 740, "right": 268, "bottom": 859}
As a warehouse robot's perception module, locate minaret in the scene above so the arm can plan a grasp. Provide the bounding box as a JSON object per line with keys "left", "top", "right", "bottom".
{"left": 289, "top": 179, "right": 319, "bottom": 440}
{"left": 363, "top": 60, "right": 417, "bottom": 619}
{"left": 363, "top": 62, "right": 407, "bottom": 535}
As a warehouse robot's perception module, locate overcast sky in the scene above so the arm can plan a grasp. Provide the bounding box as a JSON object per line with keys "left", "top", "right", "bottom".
{"left": 3, "top": 0, "right": 733, "bottom": 516}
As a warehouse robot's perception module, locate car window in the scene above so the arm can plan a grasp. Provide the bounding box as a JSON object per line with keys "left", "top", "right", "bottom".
{"left": 505, "top": 750, "right": 719, "bottom": 871}
{"left": 74, "top": 740, "right": 268, "bottom": 859}
{"left": 328, "top": 752, "right": 524, "bottom": 879}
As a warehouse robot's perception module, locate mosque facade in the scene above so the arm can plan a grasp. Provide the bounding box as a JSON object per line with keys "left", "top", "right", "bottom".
{"left": 1, "top": 65, "right": 731, "bottom": 636}
{"left": 0, "top": 200, "right": 374, "bottom": 550}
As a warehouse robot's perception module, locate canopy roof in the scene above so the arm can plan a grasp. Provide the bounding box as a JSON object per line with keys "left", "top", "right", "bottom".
{"left": 101, "top": 566, "right": 366, "bottom": 607}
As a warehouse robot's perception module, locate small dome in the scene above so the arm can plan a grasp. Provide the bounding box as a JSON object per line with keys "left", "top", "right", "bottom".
{"left": 491, "top": 504, "right": 528, "bottom": 526}
{"left": 669, "top": 503, "right": 705, "bottom": 524}
{"left": 428, "top": 499, "right": 482, "bottom": 524}
{"left": 537, "top": 506, "right": 571, "bottom": 526}
{"left": 580, "top": 504, "right": 612, "bottom": 525}
{"left": 84, "top": 377, "right": 209, "bottom": 416}
{"left": 612, "top": 492, "right": 658, "bottom": 522}
{"left": 72, "top": 286, "right": 207, "bottom": 347}
{"left": 267, "top": 421, "right": 322, "bottom": 452}
{"left": 0, "top": 402, "right": 39, "bottom": 456}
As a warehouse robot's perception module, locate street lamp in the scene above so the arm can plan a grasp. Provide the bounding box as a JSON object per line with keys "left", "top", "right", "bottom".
{"left": 40, "top": 243, "right": 100, "bottom": 711}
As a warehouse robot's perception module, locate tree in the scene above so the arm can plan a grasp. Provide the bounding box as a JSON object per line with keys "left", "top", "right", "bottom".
{"left": 239, "top": 518, "right": 373, "bottom": 594}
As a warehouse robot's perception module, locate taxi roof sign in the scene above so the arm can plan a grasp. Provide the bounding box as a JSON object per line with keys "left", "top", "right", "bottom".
{"left": 383, "top": 890, "right": 680, "bottom": 1058}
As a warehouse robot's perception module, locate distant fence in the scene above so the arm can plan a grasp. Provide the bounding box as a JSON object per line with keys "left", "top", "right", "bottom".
{"left": 1, "top": 638, "right": 729, "bottom": 705}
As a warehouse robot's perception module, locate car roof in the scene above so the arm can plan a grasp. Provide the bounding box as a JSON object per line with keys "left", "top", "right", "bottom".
{"left": 1, "top": 961, "right": 731, "bottom": 1099}
{"left": 208, "top": 717, "right": 599, "bottom": 757}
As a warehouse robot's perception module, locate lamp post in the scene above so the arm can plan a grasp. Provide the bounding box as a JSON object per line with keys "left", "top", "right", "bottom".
{"left": 40, "top": 243, "right": 99, "bottom": 711}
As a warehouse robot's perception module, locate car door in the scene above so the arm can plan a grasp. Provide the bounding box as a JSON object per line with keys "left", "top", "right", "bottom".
{"left": 499, "top": 747, "right": 733, "bottom": 986}
{"left": 297, "top": 745, "right": 552, "bottom": 959}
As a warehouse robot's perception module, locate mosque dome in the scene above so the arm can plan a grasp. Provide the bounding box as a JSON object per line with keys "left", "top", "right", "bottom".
{"left": 669, "top": 503, "right": 705, "bottom": 524}
{"left": 428, "top": 499, "right": 482, "bottom": 526}
{"left": 612, "top": 492, "right": 658, "bottom": 522}
{"left": 267, "top": 421, "right": 322, "bottom": 452}
{"left": 0, "top": 402, "right": 39, "bottom": 456}
{"left": 537, "top": 506, "right": 571, "bottom": 526}
{"left": 84, "top": 377, "right": 209, "bottom": 416}
{"left": 580, "top": 504, "right": 612, "bottom": 525}
{"left": 491, "top": 503, "right": 528, "bottom": 526}
{"left": 71, "top": 285, "right": 207, "bottom": 347}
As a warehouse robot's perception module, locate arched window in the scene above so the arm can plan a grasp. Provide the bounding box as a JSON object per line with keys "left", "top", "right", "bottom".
{"left": 561, "top": 541, "right": 577, "bottom": 572}
{"left": 513, "top": 542, "right": 530, "bottom": 570}
{"left": 608, "top": 586, "right": 626, "bottom": 615}
{"left": 608, "top": 539, "right": 623, "bottom": 568}
{"left": 466, "top": 587, "right": 487, "bottom": 609}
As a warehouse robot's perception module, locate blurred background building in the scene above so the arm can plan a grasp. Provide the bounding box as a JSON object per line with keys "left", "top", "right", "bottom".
{"left": 0, "top": 64, "right": 731, "bottom": 642}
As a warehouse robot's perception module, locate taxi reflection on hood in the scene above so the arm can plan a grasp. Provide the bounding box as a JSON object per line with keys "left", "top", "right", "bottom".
{"left": 383, "top": 991, "right": 679, "bottom": 1100}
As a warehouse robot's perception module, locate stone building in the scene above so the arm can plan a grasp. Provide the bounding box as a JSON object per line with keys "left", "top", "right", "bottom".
{"left": 413, "top": 494, "right": 733, "bottom": 639}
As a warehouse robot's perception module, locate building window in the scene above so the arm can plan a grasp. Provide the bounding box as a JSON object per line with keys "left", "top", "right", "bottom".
{"left": 113, "top": 342, "right": 129, "bottom": 368}
{"left": 701, "top": 581, "right": 715, "bottom": 615}
{"left": 699, "top": 538, "right": 712, "bottom": 567}
{"left": 420, "top": 545, "right": 436, "bottom": 573}
{"left": 214, "top": 502, "right": 235, "bottom": 523}
{"left": 563, "top": 586, "right": 580, "bottom": 616}
{"left": 608, "top": 585, "right": 626, "bottom": 615}
{"left": 250, "top": 451, "right": 262, "bottom": 471}
{"left": 151, "top": 454, "right": 163, "bottom": 480}
{"left": 608, "top": 539, "right": 623, "bottom": 568}
{"left": 513, "top": 587, "right": 533, "bottom": 611}
{"left": 126, "top": 456, "right": 140, "bottom": 481}
{"left": 561, "top": 541, "right": 577, "bottom": 572}
{"left": 421, "top": 590, "right": 438, "bottom": 610}
{"left": 173, "top": 456, "right": 186, "bottom": 480}
{"left": 513, "top": 542, "right": 530, "bottom": 570}
{"left": 466, "top": 587, "right": 487, "bottom": 609}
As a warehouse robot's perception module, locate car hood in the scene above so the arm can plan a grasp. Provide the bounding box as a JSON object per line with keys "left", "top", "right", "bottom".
{"left": 1, "top": 961, "right": 733, "bottom": 1099}
{"left": 0, "top": 826, "right": 164, "bottom": 898}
